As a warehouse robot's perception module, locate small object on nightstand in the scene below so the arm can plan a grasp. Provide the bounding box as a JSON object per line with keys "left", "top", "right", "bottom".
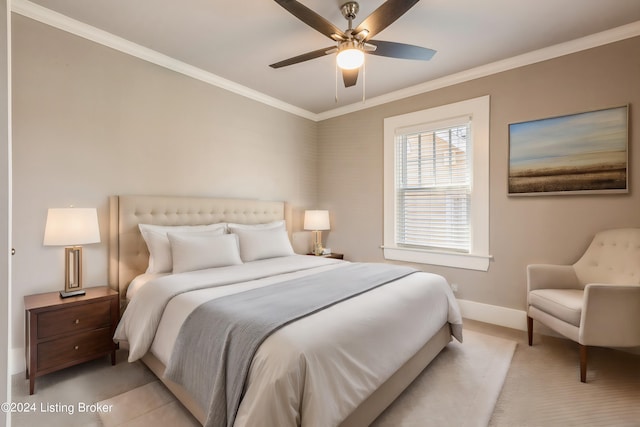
{"left": 24, "top": 286, "right": 119, "bottom": 395}
{"left": 59, "top": 289, "right": 86, "bottom": 298}
{"left": 307, "top": 252, "right": 344, "bottom": 260}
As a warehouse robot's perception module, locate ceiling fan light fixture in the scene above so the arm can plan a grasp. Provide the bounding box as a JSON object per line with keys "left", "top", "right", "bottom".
{"left": 271, "top": 0, "right": 436, "bottom": 91}
{"left": 336, "top": 44, "right": 364, "bottom": 70}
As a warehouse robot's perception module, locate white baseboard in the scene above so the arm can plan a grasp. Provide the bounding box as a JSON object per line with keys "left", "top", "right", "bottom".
{"left": 457, "top": 299, "right": 640, "bottom": 356}
{"left": 457, "top": 298, "right": 528, "bottom": 331}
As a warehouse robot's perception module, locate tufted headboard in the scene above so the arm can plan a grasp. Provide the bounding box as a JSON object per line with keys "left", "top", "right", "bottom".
{"left": 108, "top": 195, "right": 292, "bottom": 303}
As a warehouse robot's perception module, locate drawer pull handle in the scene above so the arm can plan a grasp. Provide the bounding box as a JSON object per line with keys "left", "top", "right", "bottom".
{"left": 74, "top": 319, "right": 80, "bottom": 324}
{"left": 74, "top": 346, "right": 79, "bottom": 350}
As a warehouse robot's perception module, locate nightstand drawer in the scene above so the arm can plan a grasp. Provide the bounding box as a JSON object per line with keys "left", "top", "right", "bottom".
{"left": 37, "top": 300, "right": 112, "bottom": 339}
{"left": 37, "top": 327, "right": 113, "bottom": 371}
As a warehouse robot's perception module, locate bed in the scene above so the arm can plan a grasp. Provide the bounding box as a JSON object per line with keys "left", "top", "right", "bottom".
{"left": 109, "top": 195, "right": 462, "bottom": 427}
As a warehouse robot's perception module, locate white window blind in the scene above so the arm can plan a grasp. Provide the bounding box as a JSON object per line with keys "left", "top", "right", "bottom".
{"left": 383, "top": 95, "right": 490, "bottom": 271}
{"left": 395, "top": 121, "right": 471, "bottom": 252}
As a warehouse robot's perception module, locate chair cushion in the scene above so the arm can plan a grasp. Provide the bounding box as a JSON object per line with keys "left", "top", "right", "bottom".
{"left": 529, "top": 289, "right": 584, "bottom": 327}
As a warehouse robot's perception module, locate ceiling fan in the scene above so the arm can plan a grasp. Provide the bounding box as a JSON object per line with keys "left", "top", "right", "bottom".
{"left": 270, "top": 0, "right": 436, "bottom": 88}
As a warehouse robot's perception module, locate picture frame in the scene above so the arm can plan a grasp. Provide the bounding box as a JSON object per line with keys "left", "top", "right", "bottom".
{"left": 508, "top": 105, "right": 628, "bottom": 196}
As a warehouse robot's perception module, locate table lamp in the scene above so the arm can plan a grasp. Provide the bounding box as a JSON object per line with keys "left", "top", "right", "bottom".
{"left": 304, "top": 210, "right": 330, "bottom": 256}
{"left": 43, "top": 207, "right": 100, "bottom": 298}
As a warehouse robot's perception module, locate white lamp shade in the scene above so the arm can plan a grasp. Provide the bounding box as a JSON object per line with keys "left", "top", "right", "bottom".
{"left": 336, "top": 48, "right": 364, "bottom": 70}
{"left": 43, "top": 208, "right": 101, "bottom": 246}
{"left": 304, "top": 210, "right": 330, "bottom": 231}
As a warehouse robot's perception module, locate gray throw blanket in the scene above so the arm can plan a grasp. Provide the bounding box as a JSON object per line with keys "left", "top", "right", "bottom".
{"left": 164, "top": 262, "right": 416, "bottom": 427}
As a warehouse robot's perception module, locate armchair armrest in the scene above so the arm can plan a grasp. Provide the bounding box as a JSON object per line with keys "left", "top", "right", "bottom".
{"left": 527, "top": 264, "right": 580, "bottom": 292}
{"left": 580, "top": 284, "right": 640, "bottom": 347}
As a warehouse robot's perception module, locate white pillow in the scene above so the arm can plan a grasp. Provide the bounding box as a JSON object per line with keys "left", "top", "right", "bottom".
{"left": 231, "top": 226, "right": 294, "bottom": 262}
{"left": 138, "top": 223, "right": 227, "bottom": 273}
{"left": 227, "top": 220, "right": 285, "bottom": 231}
{"left": 168, "top": 232, "right": 242, "bottom": 273}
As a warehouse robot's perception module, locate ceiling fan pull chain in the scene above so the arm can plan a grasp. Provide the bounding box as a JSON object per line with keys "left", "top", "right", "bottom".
{"left": 335, "top": 61, "right": 339, "bottom": 103}
{"left": 362, "top": 60, "right": 366, "bottom": 103}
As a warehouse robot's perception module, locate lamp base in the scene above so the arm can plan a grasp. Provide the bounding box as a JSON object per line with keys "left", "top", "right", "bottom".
{"left": 59, "top": 289, "right": 86, "bottom": 299}
{"left": 312, "top": 230, "right": 325, "bottom": 256}
{"left": 313, "top": 242, "right": 325, "bottom": 256}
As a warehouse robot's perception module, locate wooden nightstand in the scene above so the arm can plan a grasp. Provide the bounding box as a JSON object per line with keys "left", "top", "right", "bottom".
{"left": 307, "top": 252, "right": 344, "bottom": 259}
{"left": 24, "top": 286, "right": 119, "bottom": 395}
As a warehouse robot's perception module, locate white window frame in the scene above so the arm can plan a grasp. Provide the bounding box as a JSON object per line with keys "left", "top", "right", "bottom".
{"left": 383, "top": 95, "right": 491, "bottom": 271}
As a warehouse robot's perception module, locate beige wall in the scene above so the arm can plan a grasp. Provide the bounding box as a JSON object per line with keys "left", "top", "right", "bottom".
{"left": 10, "top": 11, "right": 640, "bottom": 363}
{"left": 317, "top": 36, "right": 640, "bottom": 312}
{"left": 10, "top": 15, "right": 318, "bottom": 351}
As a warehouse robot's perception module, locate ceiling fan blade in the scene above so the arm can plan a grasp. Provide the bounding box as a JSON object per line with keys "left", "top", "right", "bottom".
{"left": 274, "top": 0, "right": 346, "bottom": 40}
{"left": 342, "top": 68, "right": 359, "bottom": 87}
{"left": 353, "top": 0, "right": 421, "bottom": 41}
{"left": 367, "top": 40, "right": 436, "bottom": 61}
{"left": 270, "top": 46, "right": 335, "bottom": 68}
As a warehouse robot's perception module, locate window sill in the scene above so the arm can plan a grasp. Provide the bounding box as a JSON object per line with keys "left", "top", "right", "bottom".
{"left": 383, "top": 246, "right": 491, "bottom": 271}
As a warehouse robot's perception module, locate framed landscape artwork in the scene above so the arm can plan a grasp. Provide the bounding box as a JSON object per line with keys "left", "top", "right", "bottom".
{"left": 508, "top": 106, "right": 628, "bottom": 196}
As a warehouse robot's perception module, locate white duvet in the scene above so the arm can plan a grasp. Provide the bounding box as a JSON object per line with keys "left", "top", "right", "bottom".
{"left": 114, "top": 255, "right": 462, "bottom": 427}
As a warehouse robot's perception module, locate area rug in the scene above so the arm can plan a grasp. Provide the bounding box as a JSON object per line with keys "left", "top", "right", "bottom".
{"left": 98, "top": 330, "right": 516, "bottom": 427}
{"left": 488, "top": 333, "right": 640, "bottom": 426}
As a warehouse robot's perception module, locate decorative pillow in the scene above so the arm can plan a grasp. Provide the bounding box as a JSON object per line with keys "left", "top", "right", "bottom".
{"left": 231, "top": 226, "right": 294, "bottom": 262}
{"left": 167, "top": 232, "right": 242, "bottom": 274}
{"left": 138, "top": 223, "right": 227, "bottom": 273}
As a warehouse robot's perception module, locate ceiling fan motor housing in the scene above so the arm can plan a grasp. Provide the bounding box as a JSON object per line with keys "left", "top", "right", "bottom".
{"left": 341, "top": 2, "right": 359, "bottom": 22}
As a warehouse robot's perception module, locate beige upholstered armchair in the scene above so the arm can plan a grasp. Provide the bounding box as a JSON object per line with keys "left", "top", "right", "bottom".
{"left": 527, "top": 228, "right": 640, "bottom": 382}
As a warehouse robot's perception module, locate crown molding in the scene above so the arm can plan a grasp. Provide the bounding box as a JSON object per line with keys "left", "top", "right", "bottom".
{"left": 11, "top": 0, "right": 640, "bottom": 122}
{"left": 10, "top": 0, "right": 317, "bottom": 121}
{"left": 317, "top": 20, "right": 640, "bottom": 120}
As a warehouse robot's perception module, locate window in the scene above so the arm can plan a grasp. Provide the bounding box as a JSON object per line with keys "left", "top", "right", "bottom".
{"left": 383, "top": 96, "right": 490, "bottom": 271}
{"left": 396, "top": 122, "right": 470, "bottom": 251}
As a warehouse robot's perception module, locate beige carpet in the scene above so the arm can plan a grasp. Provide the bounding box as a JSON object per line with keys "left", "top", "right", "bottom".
{"left": 97, "top": 330, "right": 516, "bottom": 427}
{"left": 11, "top": 349, "right": 157, "bottom": 427}
{"left": 487, "top": 331, "right": 640, "bottom": 427}
{"left": 98, "top": 381, "right": 200, "bottom": 427}
{"left": 13, "top": 321, "right": 640, "bottom": 426}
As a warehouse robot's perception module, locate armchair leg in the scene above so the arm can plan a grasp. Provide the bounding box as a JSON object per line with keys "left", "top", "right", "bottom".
{"left": 579, "top": 344, "right": 588, "bottom": 383}
{"left": 527, "top": 316, "right": 533, "bottom": 346}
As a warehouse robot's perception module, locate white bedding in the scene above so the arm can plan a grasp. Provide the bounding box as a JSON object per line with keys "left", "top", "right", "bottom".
{"left": 126, "top": 273, "right": 168, "bottom": 301}
{"left": 115, "top": 255, "right": 462, "bottom": 427}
